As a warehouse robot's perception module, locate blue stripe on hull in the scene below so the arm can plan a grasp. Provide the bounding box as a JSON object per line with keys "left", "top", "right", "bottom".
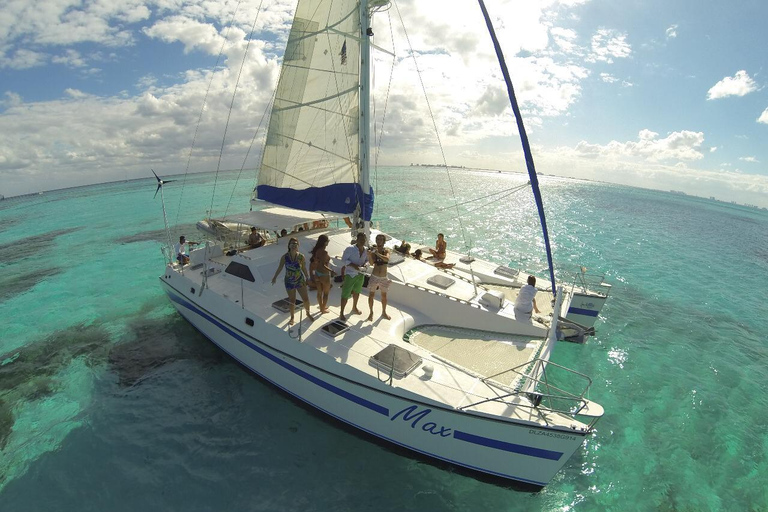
{"left": 164, "top": 286, "right": 573, "bottom": 485}
{"left": 454, "top": 431, "right": 562, "bottom": 460}
{"left": 168, "top": 292, "right": 388, "bottom": 416}
{"left": 567, "top": 307, "right": 599, "bottom": 317}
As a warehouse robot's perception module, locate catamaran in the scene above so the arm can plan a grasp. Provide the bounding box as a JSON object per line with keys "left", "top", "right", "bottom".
{"left": 159, "top": 0, "right": 606, "bottom": 486}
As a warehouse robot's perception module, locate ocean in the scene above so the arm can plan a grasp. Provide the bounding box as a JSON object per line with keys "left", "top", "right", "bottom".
{"left": 1, "top": 166, "right": 766, "bottom": 511}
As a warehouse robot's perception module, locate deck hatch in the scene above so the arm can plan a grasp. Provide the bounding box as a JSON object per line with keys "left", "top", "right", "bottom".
{"left": 321, "top": 319, "right": 350, "bottom": 337}
{"left": 370, "top": 344, "right": 423, "bottom": 378}
{"left": 272, "top": 298, "right": 304, "bottom": 312}
{"left": 427, "top": 275, "right": 454, "bottom": 289}
{"left": 493, "top": 266, "right": 519, "bottom": 279}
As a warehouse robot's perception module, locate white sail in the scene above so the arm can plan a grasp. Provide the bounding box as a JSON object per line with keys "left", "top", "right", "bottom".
{"left": 255, "top": 0, "right": 371, "bottom": 217}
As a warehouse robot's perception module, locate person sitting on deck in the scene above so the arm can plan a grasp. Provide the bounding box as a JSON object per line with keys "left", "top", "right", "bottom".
{"left": 394, "top": 241, "right": 411, "bottom": 255}
{"left": 513, "top": 275, "right": 541, "bottom": 324}
{"left": 173, "top": 236, "right": 199, "bottom": 266}
{"left": 247, "top": 227, "right": 265, "bottom": 249}
{"left": 428, "top": 233, "right": 447, "bottom": 260}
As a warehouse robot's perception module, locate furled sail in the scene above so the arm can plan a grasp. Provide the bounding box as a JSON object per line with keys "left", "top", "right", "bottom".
{"left": 254, "top": 0, "right": 373, "bottom": 219}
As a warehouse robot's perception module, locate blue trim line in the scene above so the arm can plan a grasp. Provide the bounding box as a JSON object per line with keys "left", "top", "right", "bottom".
{"left": 256, "top": 183, "right": 374, "bottom": 221}
{"left": 567, "top": 307, "right": 599, "bottom": 317}
{"left": 168, "top": 292, "right": 388, "bottom": 416}
{"left": 163, "top": 286, "right": 567, "bottom": 484}
{"left": 454, "top": 431, "right": 562, "bottom": 461}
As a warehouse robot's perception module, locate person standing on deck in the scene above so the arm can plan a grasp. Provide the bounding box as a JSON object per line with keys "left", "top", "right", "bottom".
{"left": 514, "top": 275, "right": 540, "bottom": 323}
{"left": 367, "top": 234, "right": 391, "bottom": 321}
{"left": 339, "top": 233, "right": 368, "bottom": 321}
{"left": 271, "top": 237, "right": 314, "bottom": 325}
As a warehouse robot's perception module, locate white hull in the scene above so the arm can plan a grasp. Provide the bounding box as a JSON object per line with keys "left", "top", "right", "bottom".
{"left": 161, "top": 278, "right": 587, "bottom": 486}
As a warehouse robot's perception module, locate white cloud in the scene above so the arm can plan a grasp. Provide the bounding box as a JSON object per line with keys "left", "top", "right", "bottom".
{"left": 51, "top": 49, "right": 87, "bottom": 68}
{"left": 0, "top": 48, "right": 48, "bottom": 69}
{"left": 570, "top": 129, "right": 704, "bottom": 162}
{"left": 707, "top": 70, "right": 758, "bottom": 100}
{"left": 758, "top": 107, "right": 768, "bottom": 124}
{"left": 538, "top": 141, "right": 768, "bottom": 207}
{"left": 600, "top": 73, "right": 618, "bottom": 83}
{"left": 666, "top": 24, "right": 678, "bottom": 39}
{"left": 710, "top": 147, "right": 717, "bottom": 152}
{"left": 586, "top": 29, "right": 631, "bottom": 63}
{"left": 739, "top": 156, "right": 759, "bottom": 163}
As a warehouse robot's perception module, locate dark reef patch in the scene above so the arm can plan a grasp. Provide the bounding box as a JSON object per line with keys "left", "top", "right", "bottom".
{"left": 116, "top": 223, "right": 199, "bottom": 245}
{"left": 0, "top": 267, "right": 62, "bottom": 303}
{"left": 108, "top": 315, "right": 226, "bottom": 387}
{"left": 0, "top": 227, "right": 83, "bottom": 266}
{"left": 0, "top": 323, "right": 113, "bottom": 450}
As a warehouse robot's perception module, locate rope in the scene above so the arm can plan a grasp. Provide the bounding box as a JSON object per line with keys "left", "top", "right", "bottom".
{"left": 385, "top": 181, "right": 530, "bottom": 247}
{"left": 392, "top": 0, "right": 468, "bottom": 249}
{"left": 174, "top": 0, "right": 244, "bottom": 227}
{"left": 372, "top": 10, "right": 397, "bottom": 219}
{"left": 224, "top": 94, "right": 274, "bottom": 217}
{"left": 208, "top": 0, "right": 266, "bottom": 218}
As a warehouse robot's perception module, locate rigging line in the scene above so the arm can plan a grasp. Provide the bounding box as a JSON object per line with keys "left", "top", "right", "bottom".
{"left": 418, "top": 182, "right": 530, "bottom": 219}
{"left": 372, "top": 10, "right": 397, "bottom": 219}
{"left": 252, "top": 87, "right": 278, "bottom": 201}
{"left": 209, "top": 0, "right": 266, "bottom": 217}
{"left": 175, "top": 0, "right": 243, "bottom": 227}
{"left": 224, "top": 94, "right": 274, "bottom": 217}
{"left": 383, "top": 183, "right": 528, "bottom": 247}
{"left": 392, "top": 0, "right": 467, "bottom": 248}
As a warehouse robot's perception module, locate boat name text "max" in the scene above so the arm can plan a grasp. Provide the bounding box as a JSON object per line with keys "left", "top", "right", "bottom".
{"left": 391, "top": 406, "right": 452, "bottom": 437}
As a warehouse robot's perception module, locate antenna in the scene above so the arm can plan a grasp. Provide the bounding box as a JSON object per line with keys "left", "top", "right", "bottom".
{"left": 152, "top": 169, "right": 176, "bottom": 262}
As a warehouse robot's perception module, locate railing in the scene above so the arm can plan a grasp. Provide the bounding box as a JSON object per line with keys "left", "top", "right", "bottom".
{"left": 457, "top": 357, "right": 601, "bottom": 430}
{"left": 560, "top": 268, "right": 610, "bottom": 297}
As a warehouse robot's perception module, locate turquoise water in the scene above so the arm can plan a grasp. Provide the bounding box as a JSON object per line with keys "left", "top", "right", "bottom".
{"left": 1, "top": 167, "right": 767, "bottom": 510}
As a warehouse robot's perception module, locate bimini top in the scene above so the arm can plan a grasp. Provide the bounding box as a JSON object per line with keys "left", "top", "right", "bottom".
{"left": 222, "top": 207, "right": 340, "bottom": 232}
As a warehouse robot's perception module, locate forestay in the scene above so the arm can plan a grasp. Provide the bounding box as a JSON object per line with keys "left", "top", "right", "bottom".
{"left": 254, "top": 0, "right": 373, "bottom": 219}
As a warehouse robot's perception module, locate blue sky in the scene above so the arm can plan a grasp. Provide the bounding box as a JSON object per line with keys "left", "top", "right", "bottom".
{"left": 1, "top": 0, "right": 767, "bottom": 207}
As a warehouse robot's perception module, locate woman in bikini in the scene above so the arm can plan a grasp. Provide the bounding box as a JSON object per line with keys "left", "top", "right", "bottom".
{"left": 271, "top": 237, "right": 314, "bottom": 325}
{"left": 429, "top": 233, "right": 447, "bottom": 260}
{"left": 309, "top": 235, "right": 333, "bottom": 314}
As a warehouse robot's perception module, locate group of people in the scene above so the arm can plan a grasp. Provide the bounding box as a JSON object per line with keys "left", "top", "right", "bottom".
{"left": 394, "top": 233, "right": 454, "bottom": 269}
{"left": 271, "top": 232, "right": 392, "bottom": 326}
{"left": 178, "top": 228, "right": 540, "bottom": 327}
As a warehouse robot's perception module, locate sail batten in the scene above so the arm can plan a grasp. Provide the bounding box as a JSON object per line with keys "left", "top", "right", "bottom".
{"left": 255, "top": 0, "right": 372, "bottom": 218}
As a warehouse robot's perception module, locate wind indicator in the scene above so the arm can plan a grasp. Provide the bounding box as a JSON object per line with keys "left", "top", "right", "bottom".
{"left": 152, "top": 169, "right": 176, "bottom": 199}
{"left": 151, "top": 169, "right": 175, "bottom": 265}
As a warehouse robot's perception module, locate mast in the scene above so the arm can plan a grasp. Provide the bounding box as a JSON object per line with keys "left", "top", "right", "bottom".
{"left": 358, "top": 0, "right": 372, "bottom": 239}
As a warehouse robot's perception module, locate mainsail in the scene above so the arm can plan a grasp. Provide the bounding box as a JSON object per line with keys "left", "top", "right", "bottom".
{"left": 254, "top": 0, "right": 373, "bottom": 220}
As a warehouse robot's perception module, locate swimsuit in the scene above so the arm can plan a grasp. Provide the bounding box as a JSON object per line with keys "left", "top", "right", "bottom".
{"left": 283, "top": 253, "right": 306, "bottom": 290}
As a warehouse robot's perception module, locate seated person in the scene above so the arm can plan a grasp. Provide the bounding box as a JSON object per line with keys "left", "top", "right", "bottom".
{"left": 394, "top": 241, "right": 411, "bottom": 255}
{"left": 412, "top": 249, "right": 423, "bottom": 260}
{"left": 429, "top": 233, "right": 447, "bottom": 260}
{"left": 247, "top": 227, "right": 265, "bottom": 249}
{"left": 173, "top": 235, "right": 199, "bottom": 266}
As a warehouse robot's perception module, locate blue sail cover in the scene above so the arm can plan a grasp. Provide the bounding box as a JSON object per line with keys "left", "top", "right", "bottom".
{"left": 257, "top": 184, "right": 373, "bottom": 220}
{"left": 254, "top": 0, "right": 372, "bottom": 220}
